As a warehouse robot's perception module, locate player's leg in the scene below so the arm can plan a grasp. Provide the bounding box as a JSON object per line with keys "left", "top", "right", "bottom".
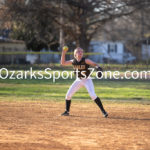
{"left": 83, "top": 78, "right": 108, "bottom": 117}
{"left": 61, "top": 79, "right": 83, "bottom": 116}
{"left": 94, "top": 97, "right": 108, "bottom": 118}
{"left": 61, "top": 100, "right": 71, "bottom": 116}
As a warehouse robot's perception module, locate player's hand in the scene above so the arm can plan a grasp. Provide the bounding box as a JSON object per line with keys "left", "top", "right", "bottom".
{"left": 62, "top": 46, "right": 69, "bottom": 53}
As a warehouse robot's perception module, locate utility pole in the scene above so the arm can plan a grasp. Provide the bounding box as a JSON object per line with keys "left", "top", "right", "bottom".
{"left": 141, "top": 9, "right": 144, "bottom": 41}
{"left": 59, "top": 0, "right": 64, "bottom": 51}
{"left": 140, "top": 9, "right": 145, "bottom": 61}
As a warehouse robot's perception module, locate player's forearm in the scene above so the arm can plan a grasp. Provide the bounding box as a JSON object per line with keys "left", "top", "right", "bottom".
{"left": 92, "top": 63, "right": 100, "bottom": 67}
{"left": 61, "top": 51, "right": 66, "bottom": 65}
{"left": 96, "top": 64, "right": 101, "bottom": 68}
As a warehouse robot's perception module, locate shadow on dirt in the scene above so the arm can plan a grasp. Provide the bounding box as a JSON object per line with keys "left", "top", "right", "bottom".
{"left": 68, "top": 115, "right": 150, "bottom": 121}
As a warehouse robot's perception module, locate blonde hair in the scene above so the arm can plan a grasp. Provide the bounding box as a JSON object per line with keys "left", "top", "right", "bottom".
{"left": 74, "top": 47, "right": 83, "bottom": 58}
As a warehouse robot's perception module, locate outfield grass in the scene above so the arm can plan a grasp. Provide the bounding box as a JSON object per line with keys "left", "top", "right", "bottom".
{"left": 0, "top": 63, "right": 149, "bottom": 71}
{"left": 0, "top": 64, "right": 150, "bottom": 102}
{"left": 0, "top": 77, "right": 150, "bottom": 102}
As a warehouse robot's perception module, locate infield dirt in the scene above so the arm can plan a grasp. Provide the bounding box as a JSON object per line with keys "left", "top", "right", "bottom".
{"left": 0, "top": 101, "right": 150, "bottom": 150}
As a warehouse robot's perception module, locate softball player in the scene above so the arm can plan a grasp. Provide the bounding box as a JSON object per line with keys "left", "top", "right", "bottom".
{"left": 61, "top": 47, "right": 108, "bottom": 118}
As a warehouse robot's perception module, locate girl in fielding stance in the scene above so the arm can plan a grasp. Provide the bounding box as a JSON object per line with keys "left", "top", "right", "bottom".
{"left": 61, "top": 46, "right": 108, "bottom": 118}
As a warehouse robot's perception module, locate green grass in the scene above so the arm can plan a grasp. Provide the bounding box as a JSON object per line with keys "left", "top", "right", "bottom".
{"left": 0, "top": 63, "right": 150, "bottom": 71}
{"left": 0, "top": 64, "right": 150, "bottom": 102}
{"left": 0, "top": 77, "right": 150, "bottom": 102}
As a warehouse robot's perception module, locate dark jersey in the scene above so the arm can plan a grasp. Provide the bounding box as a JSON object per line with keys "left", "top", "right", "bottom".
{"left": 72, "top": 57, "right": 90, "bottom": 78}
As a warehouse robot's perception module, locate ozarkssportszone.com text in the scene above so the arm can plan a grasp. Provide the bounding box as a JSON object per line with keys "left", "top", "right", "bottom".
{"left": 0, "top": 67, "right": 150, "bottom": 82}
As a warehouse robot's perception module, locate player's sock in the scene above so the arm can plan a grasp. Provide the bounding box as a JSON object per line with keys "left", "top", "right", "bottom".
{"left": 94, "top": 97, "right": 106, "bottom": 114}
{"left": 66, "top": 99, "right": 71, "bottom": 112}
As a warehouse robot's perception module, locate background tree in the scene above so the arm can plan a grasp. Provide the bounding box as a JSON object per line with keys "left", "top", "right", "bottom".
{"left": 54, "top": 0, "right": 150, "bottom": 51}
{"left": 94, "top": 3, "right": 150, "bottom": 60}
{"left": 1, "top": 0, "right": 59, "bottom": 51}
{"left": 1, "top": 0, "right": 150, "bottom": 52}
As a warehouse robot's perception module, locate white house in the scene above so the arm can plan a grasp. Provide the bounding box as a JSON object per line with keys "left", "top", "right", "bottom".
{"left": 141, "top": 44, "right": 150, "bottom": 60}
{"left": 136, "top": 37, "right": 150, "bottom": 61}
{"left": 140, "top": 36, "right": 150, "bottom": 60}
{"left": 89, "top": 41, "right": 136, "bottom": 64}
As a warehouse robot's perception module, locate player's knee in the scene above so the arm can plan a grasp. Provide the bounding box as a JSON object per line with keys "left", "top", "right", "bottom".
{"left": 65, "top": 94, "right": 72, "bottom": 100}
{"left": 90, "top": 94, "right": 97, "bottom": 101}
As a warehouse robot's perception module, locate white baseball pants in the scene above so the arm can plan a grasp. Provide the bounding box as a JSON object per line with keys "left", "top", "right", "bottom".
{"left": 65, "top": 78, "right": 97, "bottom": 100}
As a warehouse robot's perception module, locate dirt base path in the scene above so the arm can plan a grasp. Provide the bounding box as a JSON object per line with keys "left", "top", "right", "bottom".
{"left": 0, "top": 101, "right": 150, "bottom": 150}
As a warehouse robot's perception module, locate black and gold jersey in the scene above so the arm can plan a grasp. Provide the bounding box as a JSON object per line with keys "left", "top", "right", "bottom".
{"left": 72, "top": 57, "right": 90, "bottom": 78}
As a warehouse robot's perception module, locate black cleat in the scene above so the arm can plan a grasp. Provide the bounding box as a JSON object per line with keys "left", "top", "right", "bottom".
{"left": 103, "top": 112, "right": 108, "bottom": 118}
{"left": 61, "top": 111, "right": 69, "bottom": 116}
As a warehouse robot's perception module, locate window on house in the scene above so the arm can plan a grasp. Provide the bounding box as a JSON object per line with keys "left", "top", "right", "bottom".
{"left": 108, "top": 44, "right": 117, "bottom": 53}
